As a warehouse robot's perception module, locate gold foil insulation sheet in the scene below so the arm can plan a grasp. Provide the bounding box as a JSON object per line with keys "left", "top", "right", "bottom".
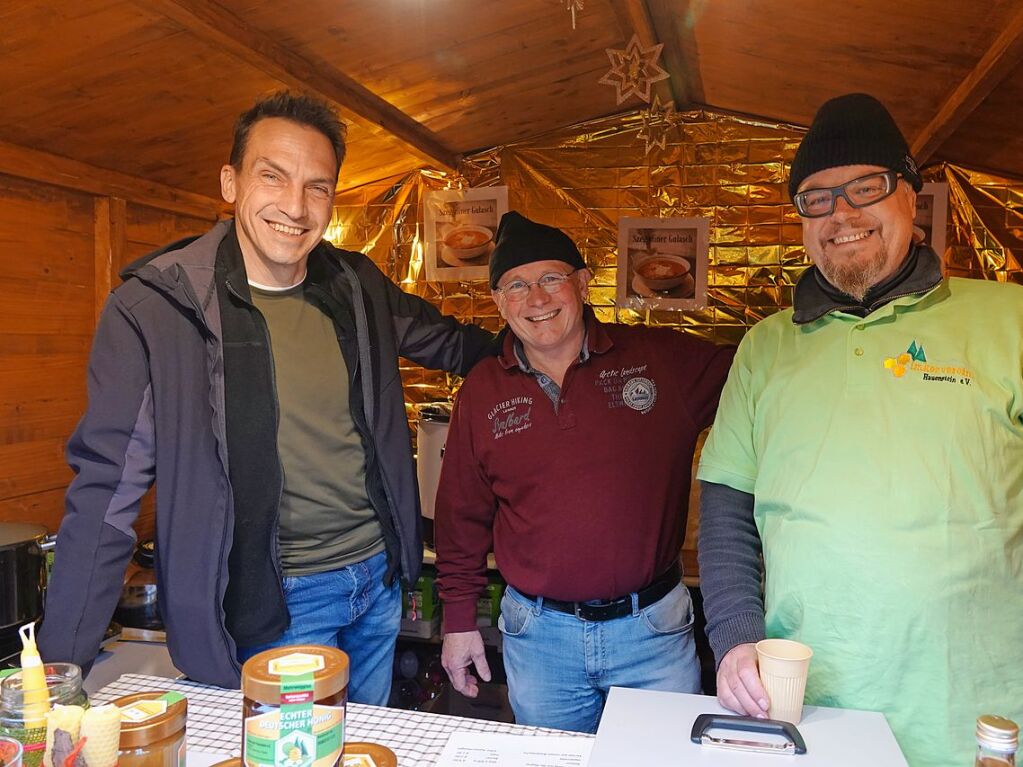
{"left": 937, "top": 164, "right": 1023, "bottom": 280}
{"left": 330, "top": 108, "right": 1023, "bottom": 421}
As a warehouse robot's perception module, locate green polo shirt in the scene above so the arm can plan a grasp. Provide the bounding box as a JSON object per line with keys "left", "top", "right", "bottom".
{"left": 699, "top": 277, "right": 1023, "bottom": 767}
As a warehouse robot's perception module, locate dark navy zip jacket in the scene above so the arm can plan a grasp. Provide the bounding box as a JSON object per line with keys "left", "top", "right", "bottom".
{"left": 39, "top": 220, "right": 493, "bottom": 688}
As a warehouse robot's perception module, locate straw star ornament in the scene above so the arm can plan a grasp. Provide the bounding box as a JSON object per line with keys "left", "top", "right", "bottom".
{"left": 636, "top": 95, "right": 680, "bottom": 154}
{"left": 599, "top": 34, "right": 670, "bottom": 105}
{"left": 566, "top": 0, "right": 583, "bottom": 29}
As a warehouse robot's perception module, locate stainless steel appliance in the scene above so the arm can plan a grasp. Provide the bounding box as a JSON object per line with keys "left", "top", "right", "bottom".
{"left": 0, "top": 523, "right": 52, "bottom": 660}
{"left": 416, "top": 405, "right": 451, "bottom": 548}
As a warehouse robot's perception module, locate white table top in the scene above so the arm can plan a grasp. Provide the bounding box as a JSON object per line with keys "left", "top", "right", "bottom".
{"left": 588, "top": 687, "right": 907, "bottom": 766}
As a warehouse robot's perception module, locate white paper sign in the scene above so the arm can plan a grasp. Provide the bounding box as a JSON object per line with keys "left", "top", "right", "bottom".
{"left": 914, "top": 181, "right": 949, "bottom": 262}
{"left": 616, "top": 216, "right": 709, "bottom": 310}
{"left": 435, "top": 732, "right": 593, "bottom": 767}
{"left": 423, "top": 187, "right": 508, "bottom": 281}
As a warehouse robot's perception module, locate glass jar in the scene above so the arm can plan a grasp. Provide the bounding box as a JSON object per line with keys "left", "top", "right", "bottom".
{"left": 0, "top": 663, "right": 88, "bottom": 767}
{"left": 241, "top": 645, "right": 348, "bottom": 767}
{"left": 344, "top": 742, "right": 396, "bottom": 767}
{"left": 112, "top": 691, "right": 187, "bottom": 767}
{"left": 976, "top": 715, "right": 1019, "bottom": 767}
{"left": 0, "top": 736, "right": 24, "bottom": 767}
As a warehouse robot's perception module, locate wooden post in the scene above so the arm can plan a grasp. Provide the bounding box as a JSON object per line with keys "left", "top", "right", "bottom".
{"left": 93, "top": 197, "right": 126, "bottom": 325}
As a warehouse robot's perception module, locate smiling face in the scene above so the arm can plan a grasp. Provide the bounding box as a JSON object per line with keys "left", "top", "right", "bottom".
{"left": 220, "top": 117, "right": 338, "bottom": 287}
{"left": 493, "top": 260, "right": 590, "bottom": 363}
{"left": 799, "top": 163, "right": 917, "bottom": 301}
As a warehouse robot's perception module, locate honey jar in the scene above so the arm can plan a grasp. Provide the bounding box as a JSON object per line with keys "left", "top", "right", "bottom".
{"left": 342, "top": 742, "right": 397, "bottom": 767}
{"left": 112, "top": 691, "right": 188, "bottom": 767}
{"left": 241, "top": 646, "right": 349, "bottom": 767}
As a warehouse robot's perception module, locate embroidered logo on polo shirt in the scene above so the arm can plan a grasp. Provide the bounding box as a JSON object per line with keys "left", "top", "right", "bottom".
{"left": 622, "top": 376, "right": 657, "bottom": 413}
{"left": 487, "top": 396, "right": 534, "bottom": 440}
{"left": 883, "top": 339, "right": 926, "bottom": 377}
{"left": 883, "top": 340, "right": 973, "bottom": 386}
{"left": 596, "top": 364, "right": 654, "bottom": 411}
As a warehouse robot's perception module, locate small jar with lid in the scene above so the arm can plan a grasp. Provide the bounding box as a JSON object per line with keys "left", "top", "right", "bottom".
{"left": 0, "top": 663, "right": 88, "bottom": 767}
{"left": 112, "top": 691, "right": 188, "bottom": 767}
{"left": 241, "top": 645, "right": 349, "bottom": 767}
{"left": 976, "top": 715, "right": 1019, "bottom": 767}
{"left": 344, "top": 742, "right": 397, "bottom": 767}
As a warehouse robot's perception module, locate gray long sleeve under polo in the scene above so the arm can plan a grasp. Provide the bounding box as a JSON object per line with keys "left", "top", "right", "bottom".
{"left": 698, "top": 480, "right": 766, "bottom": 665}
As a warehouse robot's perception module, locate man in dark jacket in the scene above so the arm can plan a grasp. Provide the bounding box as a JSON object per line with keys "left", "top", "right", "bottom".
{"left": 39, "top": 92, "right": 493, "bottom": 702}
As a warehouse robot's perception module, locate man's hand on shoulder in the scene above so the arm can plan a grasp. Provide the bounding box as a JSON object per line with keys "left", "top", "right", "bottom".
{"left": 717, "top": 643, "right": 770, "bottom": 719}
{"left": 441, "top": 630, "right": 491, "bottom": 698}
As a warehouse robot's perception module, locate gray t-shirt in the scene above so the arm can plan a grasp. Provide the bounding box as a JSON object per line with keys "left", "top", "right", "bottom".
{"left": 251, "top": 283, "right": 384, "bottom": 576}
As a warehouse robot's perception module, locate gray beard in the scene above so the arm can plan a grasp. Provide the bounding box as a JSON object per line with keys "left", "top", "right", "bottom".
{"left": 817, "top": 250, "right": 888, "bottom": 302}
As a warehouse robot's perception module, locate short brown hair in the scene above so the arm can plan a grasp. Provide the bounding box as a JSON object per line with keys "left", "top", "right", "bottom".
{"left": 229, "top": 91, "right": 347, "bottom": 173}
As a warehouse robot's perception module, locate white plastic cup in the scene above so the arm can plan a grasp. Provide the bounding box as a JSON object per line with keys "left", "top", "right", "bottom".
{"left": 756, "top": 638, "right": 813, "bottom": 724}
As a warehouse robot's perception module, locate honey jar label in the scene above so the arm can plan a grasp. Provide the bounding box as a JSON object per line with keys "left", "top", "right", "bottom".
{"left": 121, "top": 699, "right": 167, "bottom": 722}
{"left": 243, "top": 670, "right": 344, "bottom": 767}
{"left": 267, "top": 653, "right": 326, "bottom": 677}
{"left": 119, "top": 692, "right": 186, "bottom": 723}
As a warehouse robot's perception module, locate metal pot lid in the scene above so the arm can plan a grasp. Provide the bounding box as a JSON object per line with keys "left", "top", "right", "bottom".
{"left": 419, "top": 403, "right": 451, "bottom": 422}
{"left": 133, "top": 539, "right": 156, "bottom": 568}
{"left": 0, "top": 522, "right": 48, "bottom": 550}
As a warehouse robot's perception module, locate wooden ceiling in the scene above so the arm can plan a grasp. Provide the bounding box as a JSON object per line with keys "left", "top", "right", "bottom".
{"left": 4, "top": 0, "right": 1023, "bottom": 204}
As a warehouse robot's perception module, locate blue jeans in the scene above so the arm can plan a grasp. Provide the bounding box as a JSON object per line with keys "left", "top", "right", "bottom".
{"left": 500, "top": 581, "right": 701, "bottom": 733}
{"left": 237, "top": 550, "right": 401, "bottom": 706}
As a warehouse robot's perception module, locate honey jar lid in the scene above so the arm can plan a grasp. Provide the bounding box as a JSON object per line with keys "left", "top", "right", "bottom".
{"left": 977, "top": 715, "right": 1020, "bottom": 750}
{"left": 343, "top": 742, "right": 398, "bottom": 767}
{"left": 113, "top": 691, "right": 188, "bottom": 749}
{"left": 242, "top": 645, "right": 350, "bottom": 703}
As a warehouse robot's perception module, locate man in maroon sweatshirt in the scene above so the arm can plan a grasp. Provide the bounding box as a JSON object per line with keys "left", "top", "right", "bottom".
{"left": 435, "top": 212, "right": 734, "bottom": 732}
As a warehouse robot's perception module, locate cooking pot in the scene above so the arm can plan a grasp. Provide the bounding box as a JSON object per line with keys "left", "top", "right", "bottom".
{"left": 0, "top": 523, "right": 53, "bottom": 630}
{"left": 114, "top": 539, "right": 163, "bottom": 631}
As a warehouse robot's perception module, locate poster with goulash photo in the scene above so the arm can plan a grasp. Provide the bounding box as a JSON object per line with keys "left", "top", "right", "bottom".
{"left": 914, "top": 182, "right": 948, "bottom": 264}
{"left": 424, "top": 186, "right": 508, "bottom": 281}
{"left": 616, "top": 217, "right": 709, "bottom": 310}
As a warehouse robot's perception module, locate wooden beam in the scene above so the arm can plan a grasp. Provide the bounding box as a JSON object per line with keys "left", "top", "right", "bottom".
{"left": 912, "top": 2, "right": 1023, "bottom": 163}
{"left": 94, "top": 197, "right": 126, "bottom": 324}
{"left": 0, "top": 139, "right": 223, "bottom": 220}
{"left": 150, "top": 0, "right": 458, "bottom": 171}
{"left": 607, "top": 0, "right": 676, "bottom": 107}
{"left": 646, "top": 0, "right": 704, "bottom": 106}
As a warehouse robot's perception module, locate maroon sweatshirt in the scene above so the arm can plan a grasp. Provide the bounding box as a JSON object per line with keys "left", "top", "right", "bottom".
{"left": 436, "top": 312, "right": 735, "bottom": 634}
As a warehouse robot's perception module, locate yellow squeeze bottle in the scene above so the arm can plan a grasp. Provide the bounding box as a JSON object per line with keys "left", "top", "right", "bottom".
{"left": 19, "top": 621, "right": 51, "bottom": 729}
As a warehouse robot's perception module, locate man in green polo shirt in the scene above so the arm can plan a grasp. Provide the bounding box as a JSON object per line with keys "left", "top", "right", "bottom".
{"left": 697, "top": 93, "right": 1023, "bottom": 767}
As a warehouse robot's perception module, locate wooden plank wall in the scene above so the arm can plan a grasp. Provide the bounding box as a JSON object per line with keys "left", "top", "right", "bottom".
{"left": 0, "top": 155, "right": 217, "bottom": 544}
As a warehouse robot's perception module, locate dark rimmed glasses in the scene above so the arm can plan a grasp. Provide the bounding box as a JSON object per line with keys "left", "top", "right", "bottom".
{"left": 494, "top": 269, "right": 578, "bottom": 301}
{"left": 793, "top": 170, "right": 902, "bottom": 218}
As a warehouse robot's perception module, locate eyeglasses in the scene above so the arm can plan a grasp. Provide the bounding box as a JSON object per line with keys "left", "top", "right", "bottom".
{"left": 793, "top": 170, "right": 902, "bottom": 218}
{"left": 494, "top": 270, "right": 577, "bottom": 301}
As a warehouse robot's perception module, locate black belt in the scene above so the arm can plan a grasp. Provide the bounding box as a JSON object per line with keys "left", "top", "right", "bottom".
{"left": 518, "top": 562, "right": 681, "bottom": 622}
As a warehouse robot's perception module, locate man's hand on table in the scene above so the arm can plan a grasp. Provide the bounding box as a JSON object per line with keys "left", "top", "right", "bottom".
{"left": 441, "top": 630, "right": 491, "bottom": 698}
{"left": 717, "top": 642, "right": 770, "bottom": 719}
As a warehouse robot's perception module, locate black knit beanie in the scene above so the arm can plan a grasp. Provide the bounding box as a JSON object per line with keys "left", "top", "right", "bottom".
{"left": 789, "top": 93, "right": 922, "bottom": 198}
{"left": 489, "top": 211, "right": 587, "bottom": 288}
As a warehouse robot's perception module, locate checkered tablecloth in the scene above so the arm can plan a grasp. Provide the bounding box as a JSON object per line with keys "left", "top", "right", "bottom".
{"left": 93, "top": 674, "right": 590, "bottom": 766}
